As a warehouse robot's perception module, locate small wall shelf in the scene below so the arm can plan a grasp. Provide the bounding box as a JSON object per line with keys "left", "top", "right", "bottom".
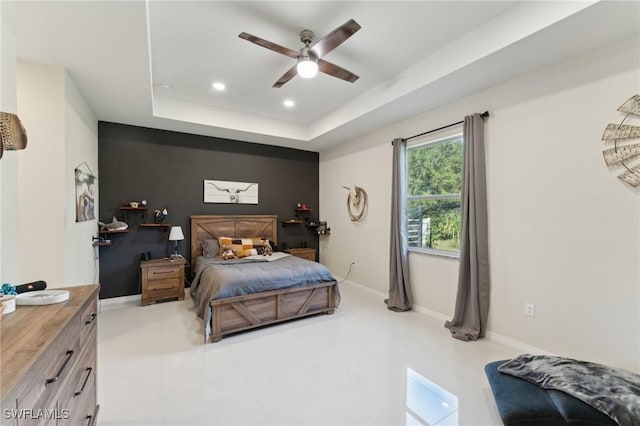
{"left": 120, "top": 206, "right": 148, "bottom": 223}
{"left": 99, "top": 229, "right": 129, "bottom": 235}
{"left": 120, "top": 206, "right": 148, "bottom": 211}
{"left": 92, "top": 240, "right": 112, "bottom": 247}
{"left": 139, "top": 223, "right": 171, "bottom": 228}
{"left": 282, "top": 219, "right": 304, "bottom": 225}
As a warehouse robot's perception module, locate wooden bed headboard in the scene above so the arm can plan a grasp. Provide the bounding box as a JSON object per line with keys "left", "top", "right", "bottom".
{"left": 190, "top": 215, "right": 278, "bottom": 268}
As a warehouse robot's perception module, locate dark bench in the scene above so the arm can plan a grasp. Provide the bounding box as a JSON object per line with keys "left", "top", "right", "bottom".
{"left": 485, "top": 360, "right": 617, "bottom": 426}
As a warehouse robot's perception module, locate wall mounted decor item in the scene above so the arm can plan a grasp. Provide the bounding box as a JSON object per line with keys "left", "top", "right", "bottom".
{"left": 0, "top": 112, "right": 28, "bottom": 159}
{"left": 342, "top": 185, "right": 367, "bottom": 221}
{"left": 75, "top": 161, "right": 96, "bottom": 222}
{"left": 601, "top": 94, "right": 640, "bottom": 187}
{"left": 204, "top": 180, "right": 258, "bottom": 204}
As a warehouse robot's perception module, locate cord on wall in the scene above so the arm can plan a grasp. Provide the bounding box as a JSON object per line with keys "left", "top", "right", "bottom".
{"left": 338, "top": 261, "right": 356, "bottom": 284}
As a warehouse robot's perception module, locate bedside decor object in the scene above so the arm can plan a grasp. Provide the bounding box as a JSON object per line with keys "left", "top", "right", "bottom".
{"left": 342, "top": 185, "right": 368, "bottom": 221}
{"left": 74, "top": 161, "right": 96, "bottom": 222}
{"left": 15, "top": 289, "right": 70, "bottom": 305}
{"left": 1, "top": 283, "right": 16, "bottom": 296}
{"left": 317, "top": 221, "right": 331, "bottom": 235}
{"left": 168, "top": 226, "right": 185, "bottom": 258}
{"left": 601, "top": 94, "right": 640, "bottom": 187}
{"left": 0, "top": 112, "right": 28, "bottom": 158}
{"left": 98, "top": 216, "right": 128, "bottom": 232}
{"left": 1, "top": 283, "right": 17, "bottom": 314}
{"left": 129, "top": 201, "right": 139, "bottom": 208}
{"left": 154, "top": 208, "right": 168, "bottom": 223}
{"left": 204, "top": 180, "right": 258, "bottom": 204}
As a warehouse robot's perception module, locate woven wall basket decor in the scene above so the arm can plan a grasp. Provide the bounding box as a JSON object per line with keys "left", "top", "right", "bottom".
{"left": 601, "top": 95, "right": 640, "bottom": 187}
{"left": 0, "top": 112, "right": 28, "bottom": 159}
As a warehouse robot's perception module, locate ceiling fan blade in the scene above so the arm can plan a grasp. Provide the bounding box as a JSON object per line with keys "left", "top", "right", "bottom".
{"left": 318, "top": 59, "right": 359, "bottom": 83}
{"left": 239, "top": 32, "right": 299, "bottom": 59}
{"left": 273, "top": 65, "right": 298, "bottom": 88}
{"left": 310, "top": 19, "right": 361, "bottom": 58}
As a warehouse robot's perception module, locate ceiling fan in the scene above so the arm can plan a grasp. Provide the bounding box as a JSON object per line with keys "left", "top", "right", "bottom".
{"left": 239, "top": 19, "right": 361, "bottom": 88}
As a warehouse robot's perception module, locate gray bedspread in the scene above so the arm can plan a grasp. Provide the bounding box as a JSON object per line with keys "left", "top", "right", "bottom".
{"left": 190, "top": 253, "right": 339, "bottom": 338}
{"left": 498, "top": 354, "right": 640, "bottom": 426}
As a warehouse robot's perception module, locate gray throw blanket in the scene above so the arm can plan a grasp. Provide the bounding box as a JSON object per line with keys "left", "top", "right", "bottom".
{"left": 498, "top": 354, "right": 640, "bottom": 426}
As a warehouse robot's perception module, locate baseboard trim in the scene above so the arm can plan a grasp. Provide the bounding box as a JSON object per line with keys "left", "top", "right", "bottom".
{"left": 98, "top": 294, "right": 141, "bottom": 311}
{"left": 341, "top": 279, "right": 551, "bottom": 355}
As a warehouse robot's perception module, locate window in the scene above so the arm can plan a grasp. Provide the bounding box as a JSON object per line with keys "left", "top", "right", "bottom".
{"left": 406, "top": 131, "right": 463, "bottom": 255}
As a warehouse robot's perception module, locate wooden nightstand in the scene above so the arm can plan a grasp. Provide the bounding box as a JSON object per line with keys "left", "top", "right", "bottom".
{"left": 140, "top": 257, "right": 186, "bottom": 305}
{"left": 285, "top": 248, "right": 317, "bottom": 262}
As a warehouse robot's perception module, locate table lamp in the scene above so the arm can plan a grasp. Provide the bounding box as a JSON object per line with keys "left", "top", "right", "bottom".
{"left": 168, "top": 226, "right": 184, "bottom": 259}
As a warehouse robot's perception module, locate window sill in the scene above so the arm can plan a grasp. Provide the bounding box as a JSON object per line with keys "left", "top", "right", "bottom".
{"left": 408, "top": 247, "right": 460, "bottom": 260}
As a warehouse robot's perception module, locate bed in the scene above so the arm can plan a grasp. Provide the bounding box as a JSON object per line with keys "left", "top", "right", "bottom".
{"left": 190, "top": 215, "right": 339, "bottom": 342}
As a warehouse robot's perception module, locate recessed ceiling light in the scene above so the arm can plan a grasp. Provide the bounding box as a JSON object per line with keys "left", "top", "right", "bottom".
{"left": 283, "top": 99, "right": 295, "bottom": 108}
{"left": 212, "top": 82, "right": 226, "bottom": 91}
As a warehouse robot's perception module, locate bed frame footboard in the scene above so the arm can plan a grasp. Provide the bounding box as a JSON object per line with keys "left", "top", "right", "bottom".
{"left": 209, "top": 281, "right": 336, "bottom": 342}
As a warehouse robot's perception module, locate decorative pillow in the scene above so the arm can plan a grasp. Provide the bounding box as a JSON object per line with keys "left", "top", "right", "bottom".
{"left": 201, "top": 239, "right": 220, "bottom": 258}
{"left": 217, "top": 237, "right": 264, "bottom": 258}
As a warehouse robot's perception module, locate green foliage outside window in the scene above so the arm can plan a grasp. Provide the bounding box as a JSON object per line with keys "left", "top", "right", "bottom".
{"left": 407, "top": 136, "right": 463, "bottom": 252}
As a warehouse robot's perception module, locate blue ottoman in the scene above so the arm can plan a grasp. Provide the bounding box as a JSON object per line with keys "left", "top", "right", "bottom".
{"left": 485, "top": 360, "right": 617, "bottom": 426}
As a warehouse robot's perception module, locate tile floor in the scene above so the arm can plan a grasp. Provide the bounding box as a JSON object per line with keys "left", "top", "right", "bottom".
{"left": 96, "top": 283, "right": 519, "bottom": 426}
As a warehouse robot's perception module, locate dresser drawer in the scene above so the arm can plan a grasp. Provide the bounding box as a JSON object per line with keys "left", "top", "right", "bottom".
{"left": 17, "top": 316, "right": 82, "bottom": 415}
{"left": 78, "top": 297, "right": 98, "bottom": 349}
{"left": 146, "top": 265, "right": 180, "bottom": 280}
{"left": 58, "top": 328, "right": 97, "bottom": 425}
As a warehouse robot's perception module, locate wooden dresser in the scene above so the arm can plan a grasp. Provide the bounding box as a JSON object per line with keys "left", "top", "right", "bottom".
{"left": 285, "top": 248, "right": 317, "bottom": 262}
{"left": 0, "top": 284, "right": 99, "bottom": 426}
{"left": 140, "top": 257, "right": 185, "bottom": 305}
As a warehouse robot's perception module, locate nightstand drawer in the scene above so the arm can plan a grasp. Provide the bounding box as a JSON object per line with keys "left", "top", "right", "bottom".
{"left": 146, "top": 265, "right": 180, "bottom": 280}
{"left": 147, "top": 278, "right": 179, "bottom": 293}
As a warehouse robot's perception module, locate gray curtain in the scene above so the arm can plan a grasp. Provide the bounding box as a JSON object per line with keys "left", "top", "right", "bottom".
{"left": 445, "top": 113, "right": 490, "bottom": 341}
{"left": 387, "top": 138, "right": 413, "bottom": 311}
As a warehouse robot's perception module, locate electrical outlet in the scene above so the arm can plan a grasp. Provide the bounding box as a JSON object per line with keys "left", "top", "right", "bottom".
{"left": 524, "top": 303, "right": 535, "bottom": 317}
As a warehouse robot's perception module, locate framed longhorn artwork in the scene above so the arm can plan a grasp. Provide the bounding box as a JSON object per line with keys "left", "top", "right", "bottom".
{"left": 204, "top": 180, "right": 259, "bottom": 204}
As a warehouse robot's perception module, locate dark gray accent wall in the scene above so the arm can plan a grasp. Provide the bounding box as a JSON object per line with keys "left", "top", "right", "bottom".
{"left": 98, "top": 122, "right": 319, "bottom": 299}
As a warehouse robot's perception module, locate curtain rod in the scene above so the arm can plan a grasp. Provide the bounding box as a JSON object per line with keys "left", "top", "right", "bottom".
{"left": 404, "top": 111, "right": 490, "bottom": 142}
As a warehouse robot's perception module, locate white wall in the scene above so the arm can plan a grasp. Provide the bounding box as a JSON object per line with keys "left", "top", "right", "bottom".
{"left": 320, "top": 37, "right": 640, "bottom": 372}
{"left": 0, "top": 1, "right": 20, "bottom": 285}
{"left": 64, "top": 72, "right": 99, "bottom": 285}
{"left": 17, "top": 59, "right": 98, "bottom": 287}
{"left": 17, "top": 60, "right": 66, "bottom": 284}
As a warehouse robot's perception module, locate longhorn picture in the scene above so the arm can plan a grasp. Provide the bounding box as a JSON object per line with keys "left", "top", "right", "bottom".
{"left": 204, "top": 180, "right": 259, "bottom": 204}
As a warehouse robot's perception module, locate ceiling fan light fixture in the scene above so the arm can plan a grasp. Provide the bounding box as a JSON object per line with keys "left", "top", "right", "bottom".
{"left": 297, "top": 55, "right": 318, "bottom": 79}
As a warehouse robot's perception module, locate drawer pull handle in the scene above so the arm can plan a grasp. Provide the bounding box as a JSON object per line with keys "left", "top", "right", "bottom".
{"left": 153, "top": 286, "right": 174, "bottom": 291}
{"left": 85, "top": 312, "right": 97, "bottom": 325}
{"left": 74, "top": 367, "right": 93, "bottom": 397}
{"left": 46, "top": 350, "right": 74, "bottom": 385}
{"left": 153, "top": 270, "right": 174, "bottom": 274}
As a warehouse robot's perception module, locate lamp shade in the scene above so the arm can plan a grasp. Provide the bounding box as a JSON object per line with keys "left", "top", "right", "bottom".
{"left": 168, "top": 226, "right": 184, "bottom": 241}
